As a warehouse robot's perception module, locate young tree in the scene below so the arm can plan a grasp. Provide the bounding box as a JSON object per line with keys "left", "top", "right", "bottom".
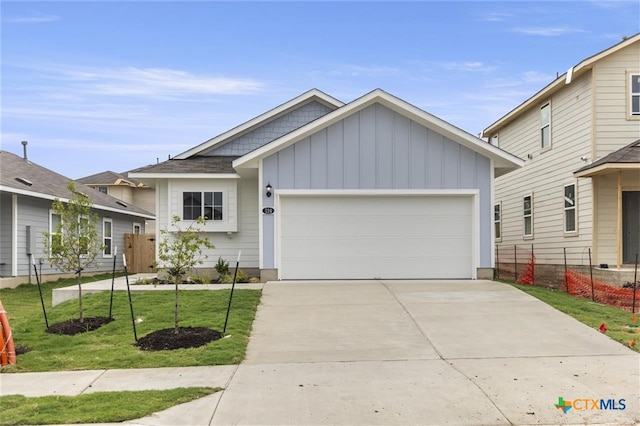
{"left": 156, "top": 215, "right": 213, "bottom": 333}
{"left": 43, "top": 181, "right": 104, "bottom": 323}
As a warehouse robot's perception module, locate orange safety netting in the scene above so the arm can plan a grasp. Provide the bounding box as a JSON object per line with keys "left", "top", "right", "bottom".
{"left": 517, "top": 253, "right": 535, "bottom": 285}
{"left": 564, "top": 269, "right": 640, "bottom": 311}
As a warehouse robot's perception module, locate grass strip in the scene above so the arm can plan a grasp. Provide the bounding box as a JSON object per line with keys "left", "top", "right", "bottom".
{"left": 509, "top": 282, "right": 639, "bottom": 352}
{"left": 0, "top": 387, "right": 220, "bottom": 425}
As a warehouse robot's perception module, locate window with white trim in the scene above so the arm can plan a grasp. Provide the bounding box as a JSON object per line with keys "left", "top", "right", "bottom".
{"left": 494, "top": 203, "right": 502, "bottom": 240}
{"left": 630, "top": 73, "right": 640, "bottom": 117}
{"left": 564, "top": 183, "right": 577, "bottom": 233}
{"left": 103, "top": 218, "right": 113, "bottom": 257}
{"left": 49, "top": 211, "right": 63, "bottom": 255}
{"left": 540, "top": 102, "right": 551, "bottom": 149}
{"left": 183, "top": 191, "right": 223, "bottom": 221}
{"left": 523, "top": 195, "right": 533, "bottom": 237}
{"left": 174, "top": 180, "right": 237, "bottom": 232}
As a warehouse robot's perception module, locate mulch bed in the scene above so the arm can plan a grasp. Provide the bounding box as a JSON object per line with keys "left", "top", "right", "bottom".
{"left": 42, "top": 317, "right": 222, "bottom": 351}
{"left": 46, "top": 317, "right": 114, "bottom": 335}
{"left": 135, "top": 327, "right": 223, "bottom": 351}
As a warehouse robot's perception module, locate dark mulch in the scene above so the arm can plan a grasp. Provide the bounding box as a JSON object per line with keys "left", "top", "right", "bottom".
{"left": 15, "top": 346, "right": 31, "bottom": 355}
{"left": 135, "top": 326, "right": 223, "bottom": 351}
{"left": 46, "top": 317, "right": 114, "bottom": 335}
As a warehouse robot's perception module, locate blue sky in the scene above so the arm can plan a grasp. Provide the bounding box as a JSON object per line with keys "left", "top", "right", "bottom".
{"left": 2, "top": 1, "right": 639, "bottom": 179}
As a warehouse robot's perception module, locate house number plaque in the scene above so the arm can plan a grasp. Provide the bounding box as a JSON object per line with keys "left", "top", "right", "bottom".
{"left": 262, "top": 207, "right": 275, "bottom": 215}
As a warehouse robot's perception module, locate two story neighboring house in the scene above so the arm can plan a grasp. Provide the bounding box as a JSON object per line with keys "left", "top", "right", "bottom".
{"left": 130, "top": 88, "right": 523, "bottom": 281}
{"left": 77, "top": 170, "right": 156, "bottom": 232}
{"left": 0, "top": 145, "right": 155, "bottom": 288}
{"left": 483, "top": 34, "right": 640, "bottom": 286}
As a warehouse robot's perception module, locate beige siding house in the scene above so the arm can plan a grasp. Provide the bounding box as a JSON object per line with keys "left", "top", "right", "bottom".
{"left": 483, "top": 34, "right": 640, "bottom": 285}
{"left": 78, "top": 171, "right": 156, "bottom": 232}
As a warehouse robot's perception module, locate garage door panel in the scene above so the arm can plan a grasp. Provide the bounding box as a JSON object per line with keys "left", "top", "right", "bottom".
{"left": 283, "top": 215, "right": 471, "bottom": 237}
{"left": 279, "top": 195, "right": 474, "bottom": 280}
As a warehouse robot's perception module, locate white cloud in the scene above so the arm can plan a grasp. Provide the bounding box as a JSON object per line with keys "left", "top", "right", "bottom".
{"left": 476, "top": 12, "right": 512, "bottom": 22}
{"left": 442, "top": 62, "right": 496, "bottom": 73}
{"left": 510, "top": 26, "right": 587, "bottom": 37}
{"left": 4, "top": 15, "right": 60, "bottom": 24}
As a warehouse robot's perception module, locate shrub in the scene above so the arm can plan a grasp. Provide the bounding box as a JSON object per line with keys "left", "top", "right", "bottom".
{"left": 215, "top": 257, "right": 229, "bottom": 276}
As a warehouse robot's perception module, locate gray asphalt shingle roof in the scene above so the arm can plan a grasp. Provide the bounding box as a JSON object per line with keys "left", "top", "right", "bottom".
{"left": 77, "top": 170, "right": 144, "bottom": 187}
{"left": 574, "top": 139, "right": 640, "bottom": 174}
{"left": 128, "top": 156, "right": 239, "bottom": 174}
{"left": 1, "top": 150, "right": 154, "bottom": 218}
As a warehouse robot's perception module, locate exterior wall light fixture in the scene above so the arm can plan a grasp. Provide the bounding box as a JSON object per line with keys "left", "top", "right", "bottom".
{"left": 266, "top": 182, "right": 272, "bottom": 198}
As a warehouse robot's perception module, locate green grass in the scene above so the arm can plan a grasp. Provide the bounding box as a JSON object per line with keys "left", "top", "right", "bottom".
{"left": 0, "top": 274, "right": 262, "bottom": 372}
{"left": 509, "top": 282, "right": 639, "bottom": 352}
{"left": 0, "top": 387, "right": 220, "bottom": 425}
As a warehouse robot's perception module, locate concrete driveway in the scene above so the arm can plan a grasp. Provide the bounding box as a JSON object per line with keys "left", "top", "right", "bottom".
{"left": 211, "top": 280, "right": 639, "bottom": 425}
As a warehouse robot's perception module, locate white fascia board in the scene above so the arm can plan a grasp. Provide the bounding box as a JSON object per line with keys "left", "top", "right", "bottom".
{"left": 127, "top": 173, "right": 241, "bottom": 179}
{"left": 174, "top": 89, "right": 345, "bottom": 160}
{"left": 234, "top": 89, "right": 523, "bottom": 171}
{"left": 0, "top": 186, "right": 155, "bottom": 220}
{"left": 574, "top": 163, "right": 640, "bottom": 178}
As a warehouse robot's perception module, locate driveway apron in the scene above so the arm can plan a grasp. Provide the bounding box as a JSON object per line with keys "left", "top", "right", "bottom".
{"left": 211, "top": 280, "right": 639, "bottom": 425}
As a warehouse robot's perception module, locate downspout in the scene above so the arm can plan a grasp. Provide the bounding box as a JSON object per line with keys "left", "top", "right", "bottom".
{"left": 617, "top": 171, "right": 622, "bottom": 269}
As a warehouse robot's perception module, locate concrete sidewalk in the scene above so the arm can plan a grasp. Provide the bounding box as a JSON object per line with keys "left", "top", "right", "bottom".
{"left": 51, "top": 274, "right": 264, "bottom": 306}
{"left": 2, "top": 280, "right": 639, "bottom": 425}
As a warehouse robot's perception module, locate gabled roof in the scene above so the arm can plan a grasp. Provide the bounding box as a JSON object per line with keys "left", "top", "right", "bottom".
{"left": 233, "top": 89, "right": 524, "bottom": 177}
{"left": 0, "top": 151, "right": 155, "bottom": 219}
{"left": 128, "top": 156, "right": 240, "bottom": 179}
{"left": 174, "top": 89, "right": 344, "bottom": 159}
{"left": 483, "top": 33, "right": 640, "bottom": 137}
{"left": 77, "top": 170, "right": 145, "bottom": 187}
{"left": 574, "top": 139, "right": 640, "bottom": 177}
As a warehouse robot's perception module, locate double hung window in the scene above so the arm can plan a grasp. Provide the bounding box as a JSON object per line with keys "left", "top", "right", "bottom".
{"left": 540, "top": 103, "right": 551, "bottom": 150}
{"left": 564, "top": 184, "right": 577, "bottom": 233}
{"left": 523, "top": 195, "right": 533, "bottom": 237}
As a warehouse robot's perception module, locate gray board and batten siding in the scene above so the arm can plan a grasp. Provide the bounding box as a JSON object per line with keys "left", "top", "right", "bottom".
{"left": 261, "top": 103, "right": 492, "bottom": 269}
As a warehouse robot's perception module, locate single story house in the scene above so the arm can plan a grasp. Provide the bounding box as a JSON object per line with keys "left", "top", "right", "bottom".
{"left": 0, "top": 145, "right": 155, "bottom": 288}
{"left": 129, "top": 89, "right": 523, "bottom": 281}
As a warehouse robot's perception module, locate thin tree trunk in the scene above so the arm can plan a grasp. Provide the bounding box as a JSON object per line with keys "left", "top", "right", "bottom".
{"left": 174, "top": 277, "right": 180, "bottom": 333}
{"left": 77, "top": 270, "right": 84, "bottom": 323}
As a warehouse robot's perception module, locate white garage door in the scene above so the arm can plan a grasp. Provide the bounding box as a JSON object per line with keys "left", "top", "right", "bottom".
{"left": 278, "top": 194, "right": 474, "bottom": 280}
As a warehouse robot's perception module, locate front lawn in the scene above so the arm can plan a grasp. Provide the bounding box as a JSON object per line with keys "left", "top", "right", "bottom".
{"left": 509, "top": 282, "right": 639, "bottom": 352}
{"left": 0, "top": 274, "right": 262, "bottom": 372}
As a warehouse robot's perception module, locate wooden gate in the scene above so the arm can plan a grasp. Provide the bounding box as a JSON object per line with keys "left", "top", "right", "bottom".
{"left": 124, "top": 233, "right": 156, "bottom": 273}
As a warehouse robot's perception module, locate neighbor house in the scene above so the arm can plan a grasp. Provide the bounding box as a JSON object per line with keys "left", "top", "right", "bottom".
{"left": 482, "top": 34, "right": 640, "bottom": 286}
{"left": 0, "top": 146, "right": 155, "bottom": 288}
{"left": 77, "top": 170, "right": 156, "bottom": 232}
{"left": 129, "top": 89, "right": 523, "bottom": 281}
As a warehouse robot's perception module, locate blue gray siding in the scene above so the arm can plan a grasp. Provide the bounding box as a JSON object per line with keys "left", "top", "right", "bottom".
{"left": 1, "top": 192, "right": 146, "bottom": 279}
{"left": 0, "top": 193, "right": 13, "bottom": 277}
{"left": 261, "top": 103, "right": 493, "bottom": 269}
{"left": 206, "top": 102, "right": 333, "bottom": 156}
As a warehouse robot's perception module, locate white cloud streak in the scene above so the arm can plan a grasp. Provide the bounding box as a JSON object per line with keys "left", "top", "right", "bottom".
{"left": 4, "top": 15, "right": 60, "bottom": 23}
{"left": 510, "top": 26, "right": 588, "bottom": 37}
